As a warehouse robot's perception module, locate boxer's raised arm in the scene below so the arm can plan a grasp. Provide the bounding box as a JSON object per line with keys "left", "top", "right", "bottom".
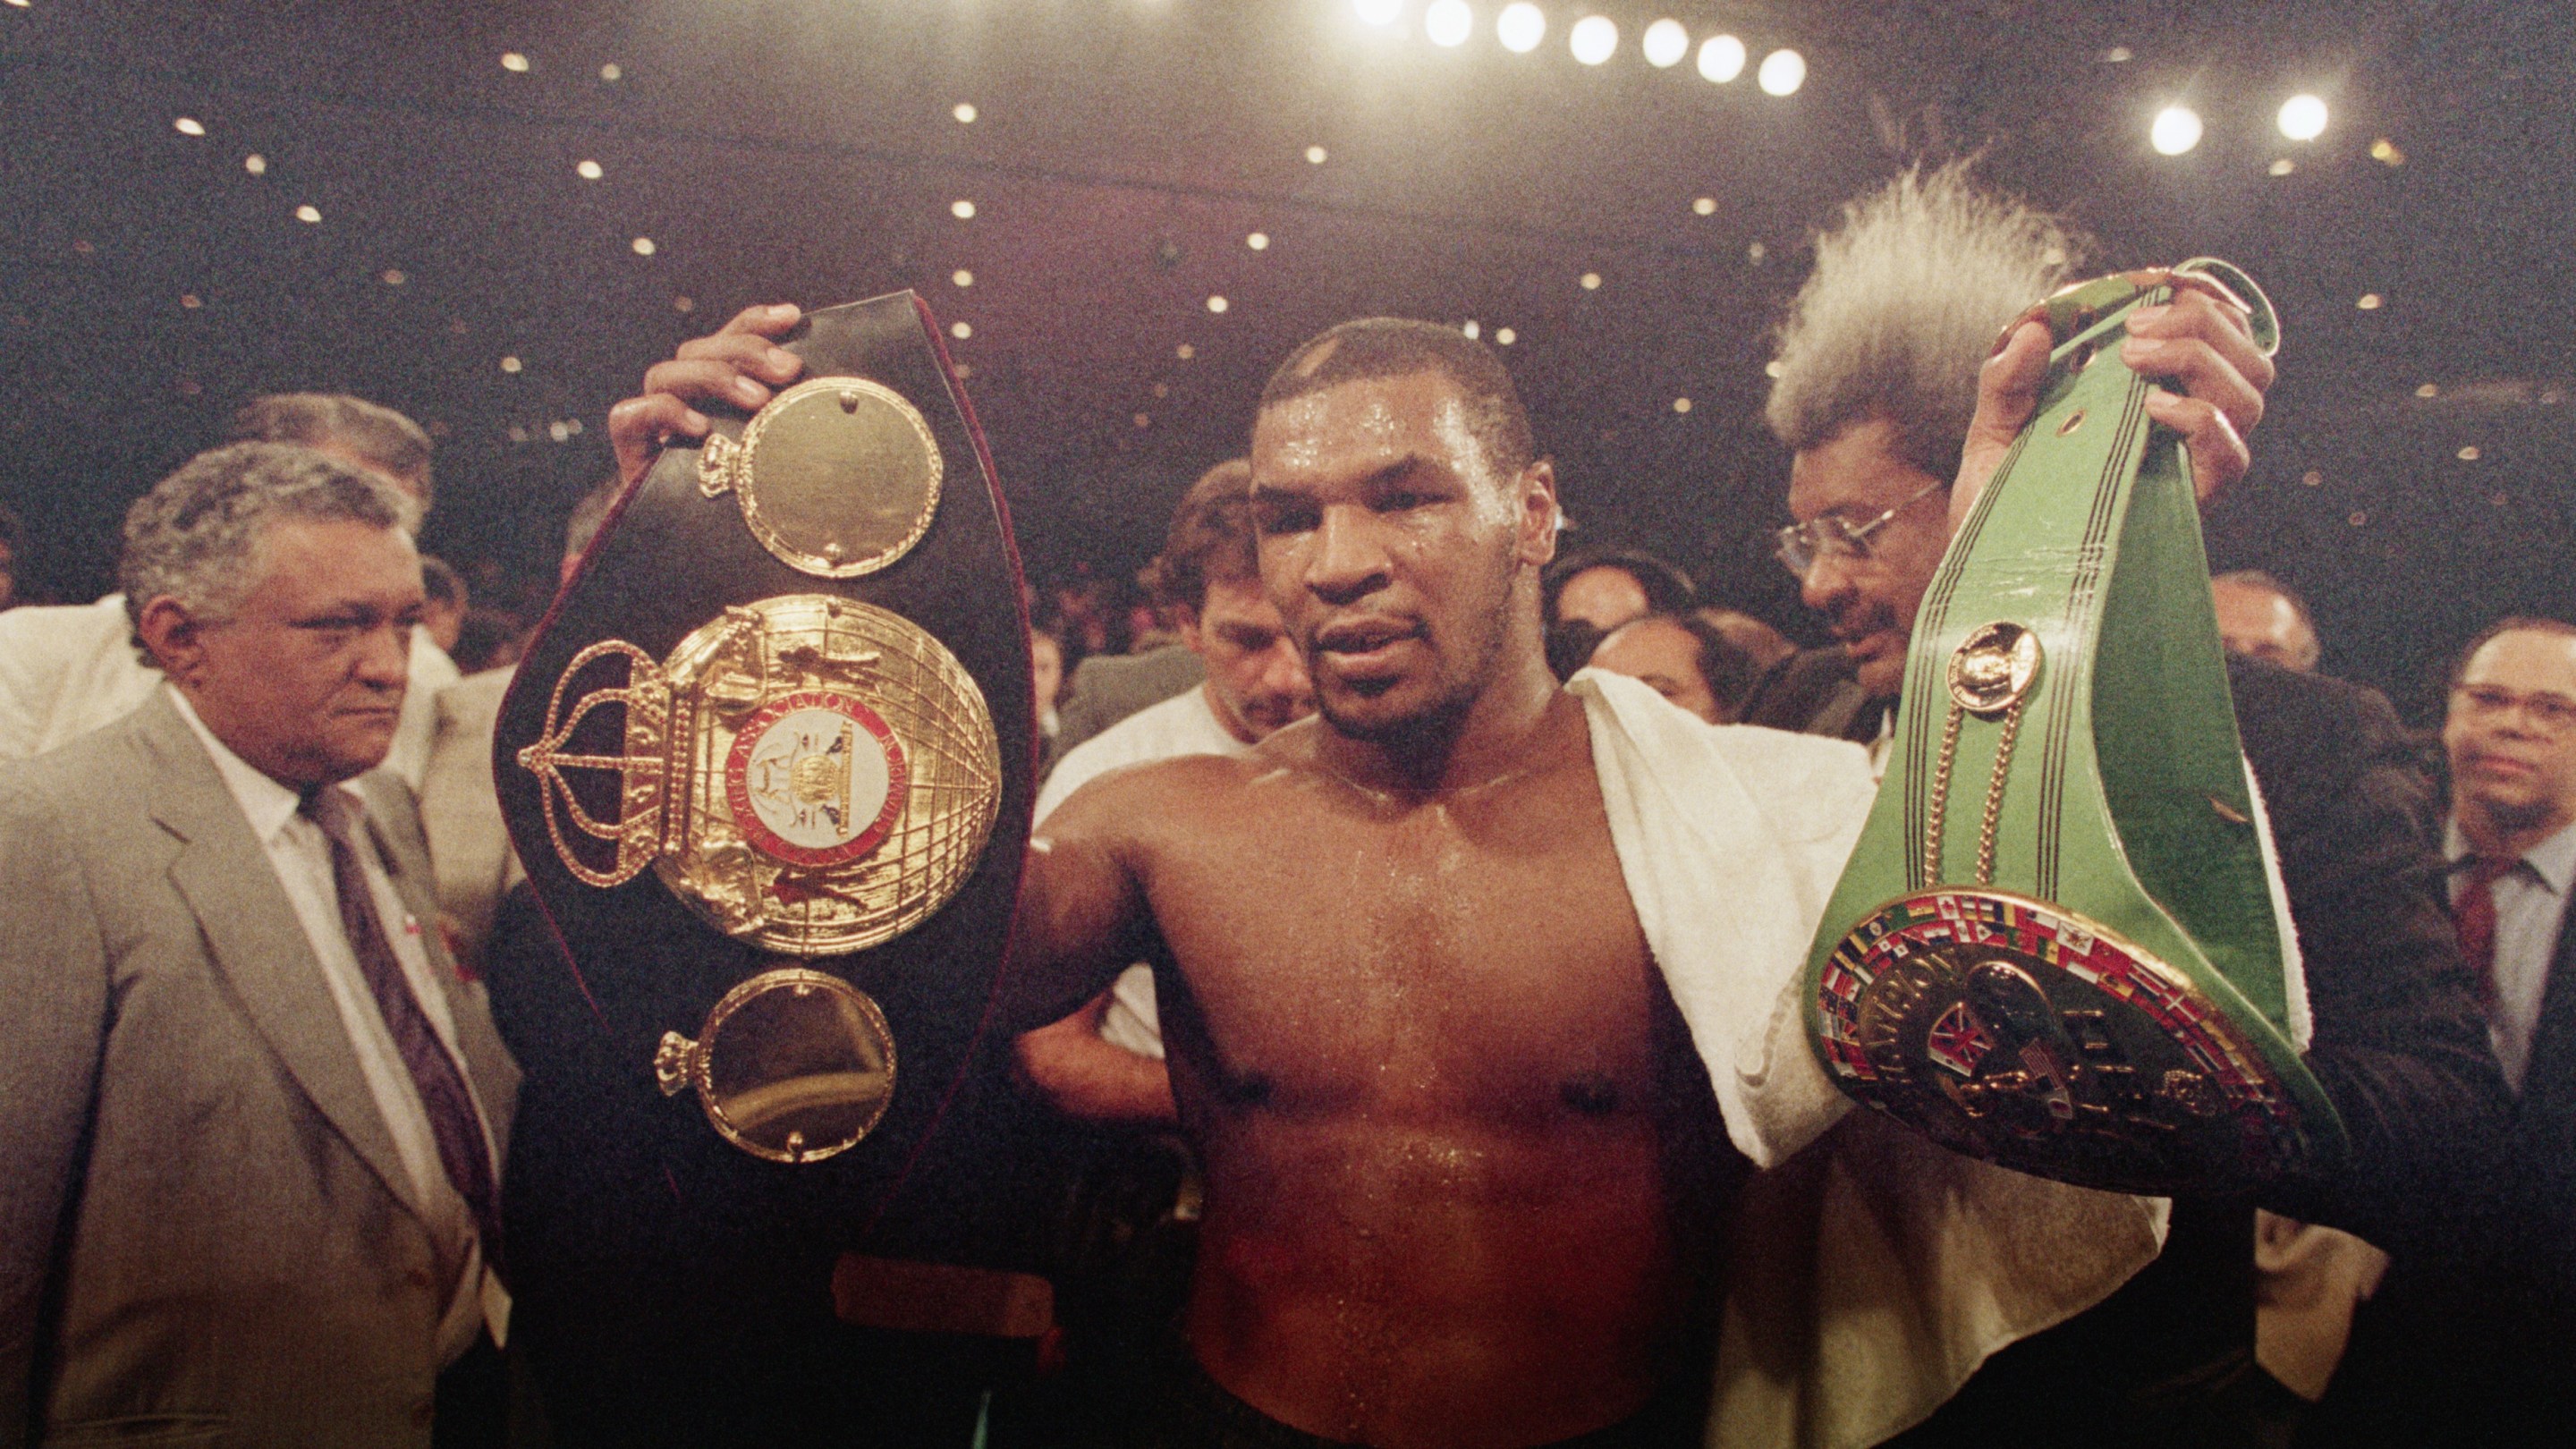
{"left": 1000, "top": 773, "right": 1159, "bottom": 1036}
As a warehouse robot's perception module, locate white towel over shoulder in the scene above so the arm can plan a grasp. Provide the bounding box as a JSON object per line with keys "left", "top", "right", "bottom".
{"left": 1568, "top": 670, "right": 2169, "bottom": 1449}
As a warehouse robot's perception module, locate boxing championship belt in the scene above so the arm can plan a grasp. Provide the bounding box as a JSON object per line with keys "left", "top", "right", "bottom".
{"left": 495, "top": 293, "right": 1033, "bottom": 1204}
{"left": 1802, "top": 260, "right": 2346, "bottom": 1195}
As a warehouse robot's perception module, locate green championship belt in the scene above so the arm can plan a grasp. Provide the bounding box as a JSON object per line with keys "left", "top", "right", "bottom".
{"left": 1802, "top": 260, "right": 2346, "bottom": 1195}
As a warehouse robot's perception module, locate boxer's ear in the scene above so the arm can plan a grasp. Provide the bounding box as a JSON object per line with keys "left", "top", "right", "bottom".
{"left": 1514, "top": 458, "right": 1561, "bottom": 569}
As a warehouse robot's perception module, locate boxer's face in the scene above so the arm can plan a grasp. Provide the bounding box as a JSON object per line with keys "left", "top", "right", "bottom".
{"left": 1250, "top": 368, "right": 1555, "bottom": 742}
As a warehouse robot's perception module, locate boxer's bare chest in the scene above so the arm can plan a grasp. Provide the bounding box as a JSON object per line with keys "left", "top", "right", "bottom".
{"left": 1134, "top": 748, "right": 1664, "bottom": 1123}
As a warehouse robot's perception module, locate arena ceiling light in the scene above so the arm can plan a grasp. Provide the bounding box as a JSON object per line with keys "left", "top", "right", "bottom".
{"left": 1425, "top": 0, "right": 1471, "bottom": 47}
{"left": 2150, "top": 105, "right": 2203, "bottom": 156}
{"left": 1353, "top": 0, "right": 1402, "bottom": 26}
{"left": 1756, "top": 47, "right": 1805, "bottom": 96}
{"left": 1569, "top": 15, "right": 1616, "bottom": 64}
{"left": 2278, "top": 94, "right": 2328, "bottom": 141}
{"left": 1698, "top": 34, "right": 1745, "bottom": 83}
{"left": 1497, "top": 3, "right": 1546, "bottom": 54}
{"left": 1641, "top": 19, "right": 1689, "bottom": 69}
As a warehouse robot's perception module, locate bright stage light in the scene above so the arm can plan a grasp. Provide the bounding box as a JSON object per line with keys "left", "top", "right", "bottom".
{"left": 174, "top": 117, "right": 205, "bottom": 137}
{"left": 2150, "top": 105, "right": 2202, "bottom": 156}
{"left": 243, "top": 153, "right": 267, "bottom": 174}
{"left": 952, "top": 269, "right": 974, "bottom": 288}
{"left": 1642, "top": 19, "right": 1688, "bottom": 68}
{"left": 1697, "top": 35, "right": 1745, "bottom": 83}
{"left": 1207, "top": 295, "right": 1229, "bottom": 313}
{"left": 2278, "top": 94, "right": 2327, "bottom": 141}
{"left": 1692, "top": 196, "right": 1716, "bottom": 215}
{"left": 500, "top": 52, "right": 530, "bottom": 73}
{"left": 952, "top": 199, "right": 977, "bottom": 218}
{"left": 631, "top": 236, "right": 656, "bottom": 256}
{"left": 1425, "top": 0, "right": 1471, "bottom": 47}
{"left": 1353, "top": 0, "right": 1402, "bottom": 26}
{"left": 951, "top": 321, "right": 972, "bottom": 340}
{"left": 1246, "top": 231, "right": 1270, "bottom": 250}
{"left": 576, "top": 159, "right": 603, "bottom": 180}
{"left": 1497, "top": 3, "right": 1545, "bottom": 54}
{"left": 1757, "top": 48, "right": 1804, "bottom": 96}
{"left": 294, "top": 204, "right": 321, "bottom": 224}
{"left": 953, "top": 102, "right": 979, "bottom": 124}
{"left": 1570, "top": 16, "right": 1616, "bottom": 65}
{"left": 1306, "top": 144, "right": 1329, "bottom": 164}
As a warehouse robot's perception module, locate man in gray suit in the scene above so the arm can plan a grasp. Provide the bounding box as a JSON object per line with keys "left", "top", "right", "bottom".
{"left": 0, "top": 444, "right": 518, "bottom": 1447}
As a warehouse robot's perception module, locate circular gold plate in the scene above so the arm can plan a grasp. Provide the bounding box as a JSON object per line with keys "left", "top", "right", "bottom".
{"left": 656, "top": 968, "right": 896, "bottom": 1165}
{"left": 699, "top": 375, "right": 944, "bottom": 578}
{"left": 657, "top": 594, "right": 1002, "bottom": 955}
{"left": 1947, "top": 621, "right": 2042, "bottom": 715}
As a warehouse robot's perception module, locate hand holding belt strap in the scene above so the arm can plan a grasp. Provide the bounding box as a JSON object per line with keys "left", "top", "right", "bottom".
{"left": 1802, "top": 259, "right": 2345, "bottom": 1195}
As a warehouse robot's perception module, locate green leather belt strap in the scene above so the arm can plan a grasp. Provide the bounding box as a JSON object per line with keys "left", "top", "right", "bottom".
{"left": 1802, "top": 260, "right": 2346, "bottom": 1195}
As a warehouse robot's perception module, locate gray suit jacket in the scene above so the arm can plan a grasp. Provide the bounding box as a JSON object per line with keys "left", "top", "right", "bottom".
{"left": 1049, "top": 643, "right": 1204, "bottom": 770}
{"left": 418, "top": 665, "right": 522, "bottom": 971}
{"left": 0, "top": 692, "right": 521, "bottom": 1448}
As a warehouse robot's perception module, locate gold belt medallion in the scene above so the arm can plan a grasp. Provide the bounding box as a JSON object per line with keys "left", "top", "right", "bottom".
{"left": 696, "top": 376, "right": 945, "bottom": 579}
{"left": 516, "top": 593, "right": 1003, "bottom": 955}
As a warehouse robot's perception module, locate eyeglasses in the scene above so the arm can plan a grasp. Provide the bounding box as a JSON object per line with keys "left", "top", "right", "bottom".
{"left": 1773, "top": 479, "right": 1948, "bottom": 579}
{"left": 2452, "top": 683, "right": 2576, "bottom": 736}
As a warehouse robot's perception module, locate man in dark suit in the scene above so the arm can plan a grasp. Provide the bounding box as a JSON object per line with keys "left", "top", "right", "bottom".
{"left": 1748, "top": 163, "right": 2506, "bottom": 1444}
{"left": 0, "top": 444, "right": 517, "bottom": 1447}
{"left": 2310, "top": 617, "right": 2576, "bottom": 1445}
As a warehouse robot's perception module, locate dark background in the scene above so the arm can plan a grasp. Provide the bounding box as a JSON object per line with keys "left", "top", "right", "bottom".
{"left": 3, "top": 0, "right": 2569, "bottom": 722}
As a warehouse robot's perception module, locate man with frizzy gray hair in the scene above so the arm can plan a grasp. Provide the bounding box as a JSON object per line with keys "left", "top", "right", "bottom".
{"left": 0, "top": 442, "right": 518, "bottom": 1447}
{"left": 1742, "top": 161, "right": 2504, "bottom": 1446}
{"left": 0, "top": 392, "right": 461, "bottom": 784}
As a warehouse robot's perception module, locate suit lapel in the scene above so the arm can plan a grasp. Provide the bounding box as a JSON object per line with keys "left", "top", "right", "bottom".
{"left": 2517, "top": 902, "right": 2576, "bottom": 1135}
{"left": 137, "top": 696, "right": 433, "bottom": 1224}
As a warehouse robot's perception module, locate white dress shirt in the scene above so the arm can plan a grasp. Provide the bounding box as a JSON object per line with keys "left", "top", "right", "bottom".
{"left": 2447, "top": 816, "right": 2576, "bottom": 1094}
{"left": 171, "top": 688, "right": 506, "bottom": 1360}
{"left": 0, "top": 594, "right": 456, "bottom": 786}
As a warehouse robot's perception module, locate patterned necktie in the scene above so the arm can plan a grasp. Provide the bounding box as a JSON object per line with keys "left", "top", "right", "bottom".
{"left": 301, "top": 788, "right": 503, "bottom": 1267}
{"left": 2453, "top": 854, "right": 2516, "bottom": 1009}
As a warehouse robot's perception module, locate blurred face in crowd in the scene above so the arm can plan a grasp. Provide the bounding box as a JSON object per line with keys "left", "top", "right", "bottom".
{"left": 2445, "top": 628, "right": 2576, "bottom": 847}
{"left": 1589, "top": 616, "right": 1723, "bottom": 724}
{"left": 2212, "top": 580, "right": 2320, "bottom": 672}
{"left": 420, "top": 592, "right": 466, "bottom": 655}
{"left": 1250, "top": 366, "right": 1555, "bottom": 741}
{"left": 1182, "top": 574, "right": 1313, "bottom": 744}
{"left": 1785, "top": 416, "right": 1953, "bottom": 699}
{"left": 142, "top": 518, "right": 423, "bottom": 789}
{"left": 1555, "top": 565, "right": 1650, "bottom": 634}
{"left": 1030, "top": 631, "right": 1064, "bottom": 715}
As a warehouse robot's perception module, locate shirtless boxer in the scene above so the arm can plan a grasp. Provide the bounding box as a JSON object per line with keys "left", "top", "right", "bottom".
{"left": 609, "top": 297, "right": 2269, "bottom": 1449}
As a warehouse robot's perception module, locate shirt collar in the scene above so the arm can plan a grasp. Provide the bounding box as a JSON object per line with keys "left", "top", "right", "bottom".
{"left": 2446, "top": 812, "right": 2576, "bottom": 896}
{"left": 168, "top": 685, "right": 358, "bottom": 846}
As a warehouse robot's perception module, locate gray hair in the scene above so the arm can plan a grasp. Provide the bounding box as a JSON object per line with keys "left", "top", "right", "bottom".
{"left": 1765, "top": 161, "right": 2092, "bottom": 478}
{"left": 120, "top": 443, "right": 412, "bottom": 648}
{"left": 228, "top": 392, "right": 434, "bottom": 524}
